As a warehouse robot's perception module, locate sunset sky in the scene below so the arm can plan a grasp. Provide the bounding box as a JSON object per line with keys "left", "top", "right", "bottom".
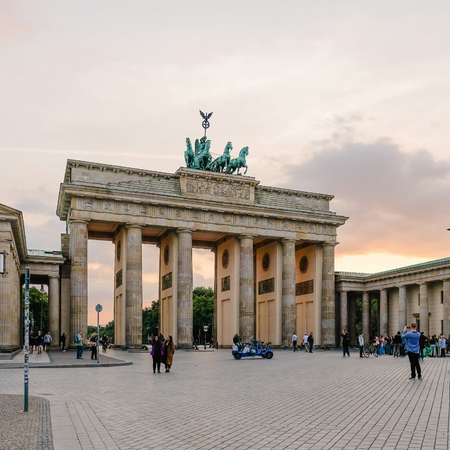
{"left": 1, "top": 1, "right": 449, "bottom": 323}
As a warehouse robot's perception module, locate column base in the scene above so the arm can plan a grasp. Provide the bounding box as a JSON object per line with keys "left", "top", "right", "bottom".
{"left": 0, "top": 345, "right": 22, "bottom": 353}
{"left": 177, "top": 343, "right": 193, "bottom": 349}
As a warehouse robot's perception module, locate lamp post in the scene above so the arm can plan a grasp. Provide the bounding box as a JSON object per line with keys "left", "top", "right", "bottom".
{"left": 39, "top": 285, "right": 45, "bottom": 331}
{"left": 203, "top": 325, "right": 208, "bottom": 350}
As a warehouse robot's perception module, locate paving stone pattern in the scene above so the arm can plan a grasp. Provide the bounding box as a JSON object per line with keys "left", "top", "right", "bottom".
{"left": 0, "top": 394, "right": 53, "bottom": 450}
{"left": 0, "top": 349, "right": 449, "bottom": 449}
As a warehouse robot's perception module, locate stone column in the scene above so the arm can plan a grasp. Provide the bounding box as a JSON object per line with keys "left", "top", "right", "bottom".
{"left": 398, "top": 285, "right": 407, "bottom": 331}
{"left": 282, "top": 239, "right": 296, "bottom": 346}
{"left": 443, "top": 280, "right": 450, "bottom": 337}
{"left": 321, "top": 243, "right": 336, "bottom": 347}
{"left": 379, "top": 289, "right": 388, "bottom": 336}
{"left": 70, "top": 220, "right": 88, "bottom": 345}
{"left": 340, "top": 290, "right": 348, "bottom": 332}
{"left": 362, "top": 291, "right": 369, "bottom": 343}
{"left": 177, "top": 228, "right": 193, "bottom": 348}
{"left": 348, "top": 294, "right": 357, "bottom": 346}
{"left": 419, "top": 282, "right": 428, "bottom": 334}
{"left": 239, "top": 235, "right": 255, "bottom": 341}
{"left": 48, "top": 275, "right": 60, "bottom": 347}
{"left": 125, "top": 225, "right": 143, "bottom": 348}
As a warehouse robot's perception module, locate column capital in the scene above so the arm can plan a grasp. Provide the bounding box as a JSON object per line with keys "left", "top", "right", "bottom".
{"left": 125, "top": 223, "right": 144, "bottom": 230}
{"left": 419, "top": 281, "right": 428, "bottom": 286}
{"left": 69, "top": 219, "right": 90, "bottom": 225}
{"left": 281, "top": 238, "right": 296, "bottom": 244}
{"left": 322, "top": 242, "right": 336, "bottom": 247}
{"left": 48, "top": 275, "right": 60, "bottom": 280}
{"left": 239, "top": 234, "right": 255, "bottom": 241}
{"left": 177, "top": 228, "right": 194, "bottom": 235}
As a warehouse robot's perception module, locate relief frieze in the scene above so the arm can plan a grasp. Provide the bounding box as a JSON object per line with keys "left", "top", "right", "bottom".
{"left": 185, "top": 179, "right": 250, "bottom": 200}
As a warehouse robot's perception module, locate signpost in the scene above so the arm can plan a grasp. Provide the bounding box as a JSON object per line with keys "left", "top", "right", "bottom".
{"left": 203, "top": 325, "right": 208, "bottom": 350}
{"left": 95, "top": 304, "right": 102, "bottom": 363}
{"left": 24, "top": 267, "right": 30, "bottom": 412}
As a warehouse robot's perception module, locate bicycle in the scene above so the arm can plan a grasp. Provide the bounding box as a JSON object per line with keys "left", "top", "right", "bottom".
{"left": 363, "top": 343, "right": 378, "bottom": 358}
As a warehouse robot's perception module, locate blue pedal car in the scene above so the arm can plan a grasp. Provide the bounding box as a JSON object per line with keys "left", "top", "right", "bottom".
{"left": 232, "top": 335, "right": 274, "bottom": 360}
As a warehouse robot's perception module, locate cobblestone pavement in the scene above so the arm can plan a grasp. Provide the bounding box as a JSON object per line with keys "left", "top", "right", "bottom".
{"left": 0, "top": 394, "right": 53, "bottom": 450}
{"left": 0, "top": 349, "right": 449, "bottom": 449}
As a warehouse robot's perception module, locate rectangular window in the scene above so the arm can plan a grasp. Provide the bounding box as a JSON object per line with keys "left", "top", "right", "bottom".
{"left": 441, "top": 291, "right": 444, "bottom": 304}
{"left": 418, "top": 293, "right": 420, "bottom": 306}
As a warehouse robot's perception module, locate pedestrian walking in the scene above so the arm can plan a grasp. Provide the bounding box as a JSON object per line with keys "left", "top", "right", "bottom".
{"left": 440, "top": 336, "right": 447, "bottom": 357}
{"left": 308, "top": 332, "right": 314, "bottom": 353}
{"left": 44, "top": 332, "right": 52, "bottom": 351}
{"left": 402, "top": 323, "right": 422, "bottom": 380}
{"left": 90, "top": 332, "right": 98, "bottom": 360}
{"left": 303, "top": 333, "right": 309, "bottom": 352}
{"left": 292, "top": 332, "right": 298, "bottom": 352}
{"left": 60, "top": 333, "right": 67, "bottom": 351}
{"left": 101, "top": 334, "right": 109, "bottom": 352}
{"left": 75, "top": 331, "right": 84, "bottom": 359}
{"left": 341, "top": 328, "right": 350, "bottom": 357}
{"left": 358, "top": 332, "right": 364, "bottom": 357}
{"left": 150, "top": 335, "right": 164, "bottom": 373}
{"left": 393, "top": 331, "right": 402, "bottom": 357}
{"left": 419, "top": 332, "right": 426, "bottom": 361}
{"left": 29, "top": 330, "right": 36, "bottom": 354}
{"left": 193, "top": 338, "right": 199, "bottom": 350}
{"left": 163, "top": 335, "right": 175, "bottom": 373}
{"left": 35, "top": 331, "right": 44, "bottom": 354}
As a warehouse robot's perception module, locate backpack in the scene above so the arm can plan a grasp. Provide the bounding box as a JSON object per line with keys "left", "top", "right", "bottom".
{"left": 74, "top": 335, "right": 79, "bottom": 344}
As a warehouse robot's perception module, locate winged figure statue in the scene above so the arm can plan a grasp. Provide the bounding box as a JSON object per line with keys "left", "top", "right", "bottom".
{"left": 199, "top": 110, "right": 213, "bottom": 120}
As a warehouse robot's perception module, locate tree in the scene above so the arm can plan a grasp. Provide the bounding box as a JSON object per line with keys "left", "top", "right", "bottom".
{"left": 142, "top": 301, "right": 159, "bottom": 342}
{"left": 193, "top": 287, "right": 214, "bottom": 344}
{"left": 25, "top": 287, "right": 48, "bottom": 333}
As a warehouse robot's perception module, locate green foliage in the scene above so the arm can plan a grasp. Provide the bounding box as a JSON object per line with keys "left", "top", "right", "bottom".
{"left": 102, "top": 320, "right": 115, "bottom": 338}
{"left": 25, "top": 287, "right": 48, "bottom": 333}
{"left": 193, "top": 287, "right": 214, "bottom": 343}
{"left": 87, "top": 325, "right": 98, "bottom": 337}
{"left": 355, "top": 298, "right": 362, "bottom": 335}
{"left": 142, "top": 301, "right": 159, "bottom": 341}
{"left": 371, "top": 299, "right": 378, "bottom": 337}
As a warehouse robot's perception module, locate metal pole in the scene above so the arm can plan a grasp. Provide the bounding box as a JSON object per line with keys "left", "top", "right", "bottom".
{"left": 24, "top": 267, "right": 30, "bottom": 412}
{"left": 97, "top": 310, "right": 100, "bottom": 364}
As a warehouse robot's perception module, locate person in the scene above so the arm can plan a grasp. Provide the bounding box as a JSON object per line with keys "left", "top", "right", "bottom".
{"left": 358, "top": 331, "right": 364, "bottom": 357}
{"left": 303, "top": 333, "right": 309, "bottom": 353}
{"left": 60, "top": 333, "right": 67, "bottom": 351}
{"left": 150, "top": 335, "right": 164, "bottom": 373}
{"left": 75, "top": 330, "right": 84, "bottom": 359}
{"left": 440, "top": 335, "right": 447, "bottom": 357}
{"left": 402, "top": 323, "right": 422, "bottom": 380}
{"left": 193, "top": 338, "right": 199, "bottom": 350}
{"left": 419, "top": 332, "right": 426, "bottom": 361}
{"left": 90, "top": 332, "right": 98, "bottom": 360}
{"left": 308, "top": 332, "right": 314, "bottom": 353}
{"left": 29, "top": 330, "right": 36, "bottom": 354}
{"left": 292, "top": 332, "right": 298, "bottom": 352}
{"left": 44, "top": 332, "right": 52, "bottom": 351}
{"left": 164, "top": 335, "right": 175, "bottom": 373}
{"left": 101, "top": 334, "right": 109, "bottom": 352}
{"left": 341, "top": 328, "right": 350, "bottom": 357}
{"left": 35, "top": 331, "right": 44, "bottom": 354}
{"left": 393, "top": 331, "right": 402, "bottom": 357}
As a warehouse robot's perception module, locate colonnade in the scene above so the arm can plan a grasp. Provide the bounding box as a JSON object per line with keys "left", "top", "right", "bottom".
{"left": 339, "top": 279, "right": 450, "bottom": 344}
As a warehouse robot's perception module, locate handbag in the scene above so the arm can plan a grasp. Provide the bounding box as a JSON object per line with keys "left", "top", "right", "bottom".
{"left": 91, "top": 341, "right": 97, "bottom": 347}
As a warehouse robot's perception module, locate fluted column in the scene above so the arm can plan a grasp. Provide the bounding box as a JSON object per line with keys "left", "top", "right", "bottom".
{"left": 362, "top": 291, "right": 369, "bottom": 343}
{"left": 70, "top": 220, "right": 88, "bottom": 345}
{"left": 380, "top": 289, "right": 388, "bottom": 336}
{"left": 282, "top": 239, "right": 296, "bottom": 346}
{"left": 48, "top": 276, "right": 60, "bottom": 347}
{"left": 177, "top": 228, "right": 193, "bottom": 348}
{"left": 443, "top": 280, "right": 450, "bottom": 337}
{"left": 125, "top": 225, "right": 143, "bottom": 348}
{"left": 239, "top": 235, "right": 255, "bottom": 341}
{"left": 419, "top": 282, "right": 428, "bottom": 334}
{"left": 398, "top": 285, "right": 407, "bottom": 331}
{"left": 321, "top": 243, "right": 336, "bottom": 347}
{"left": 340, "top": 290, "right": 348, "bottom": 332}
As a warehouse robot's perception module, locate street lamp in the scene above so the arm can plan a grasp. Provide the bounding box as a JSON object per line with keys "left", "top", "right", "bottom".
{"left": 40, "top": 285, "right": 45, "bottom": 331}
{"left": 203, "top": 325, "right": 209, "bottom": 350}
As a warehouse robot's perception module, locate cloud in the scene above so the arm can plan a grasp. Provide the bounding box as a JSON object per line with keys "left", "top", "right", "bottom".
{"left": 0, "top": 4, "right": 32, "bottom": 46}
{"left": 283, "top": 139, "right": 450, "bottom": 258}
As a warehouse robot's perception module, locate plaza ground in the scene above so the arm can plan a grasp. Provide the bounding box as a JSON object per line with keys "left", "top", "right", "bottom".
{"left": 0, "top": 349, "right": 449, "bottom": 450}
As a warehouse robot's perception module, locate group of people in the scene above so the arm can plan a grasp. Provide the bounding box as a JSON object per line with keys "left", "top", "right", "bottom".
{"left": 358, "top": 331, "right": 449, "bottom": 360}
{"left": 148, "top": 334, "right": 175, "bottom": 373}
{"left": 72, "top": 330, "right": 109, "bottom": 359}
{"left": 29, "top": 330, "right": 52, "bottom": 353}
{"left": 292, "top": 332, "right": 314, "bottom": 353}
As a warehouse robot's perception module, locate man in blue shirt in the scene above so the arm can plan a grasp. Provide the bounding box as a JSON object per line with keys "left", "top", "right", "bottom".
{"left": 402, "top": 323, "right": 422, "bottom": 380}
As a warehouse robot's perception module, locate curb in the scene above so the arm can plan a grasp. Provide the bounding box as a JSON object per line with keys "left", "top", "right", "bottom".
{"left": 0, "top": 361, "right": 133, "bottom": 369}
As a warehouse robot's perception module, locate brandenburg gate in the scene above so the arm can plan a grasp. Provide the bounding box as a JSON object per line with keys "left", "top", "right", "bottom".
{"left": 56, "top": 153, "right": 347, "bottom": 348}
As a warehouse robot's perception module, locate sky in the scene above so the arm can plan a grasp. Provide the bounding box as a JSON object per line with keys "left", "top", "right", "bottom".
{"left": 1, "top": 1, "right": 449, "bottom": 324}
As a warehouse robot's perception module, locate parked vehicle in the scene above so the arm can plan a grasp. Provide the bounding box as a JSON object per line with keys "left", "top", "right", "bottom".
{"left": 232, "top": 335, "right": 273, "bottom": 360}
